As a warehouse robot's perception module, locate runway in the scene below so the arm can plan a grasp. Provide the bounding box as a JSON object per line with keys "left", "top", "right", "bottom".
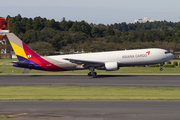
{"left": 0, "top": 75, "right": 180, "bottom": 87}
{"left": 1, "top": 75, "right": 180, "bottom": 120}
{"left": 1, "top": 100, "right": 180, "bottom": 120}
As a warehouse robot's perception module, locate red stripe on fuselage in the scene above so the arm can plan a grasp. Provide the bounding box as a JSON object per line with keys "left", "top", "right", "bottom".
{"left": 22, "top": 42, "right": 67, "bottom": 71}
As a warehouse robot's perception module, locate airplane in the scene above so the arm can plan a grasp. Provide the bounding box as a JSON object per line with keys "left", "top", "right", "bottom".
{"left": 6, "top": 33, "right": 174, "bottom": 76}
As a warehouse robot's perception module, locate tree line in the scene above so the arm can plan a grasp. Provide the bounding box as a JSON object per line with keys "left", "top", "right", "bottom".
{"left": 4, "top": 14, "right": 180, "bottom": 55}
{"left": 110, "top": 21, "right": 178, "bottom": 31}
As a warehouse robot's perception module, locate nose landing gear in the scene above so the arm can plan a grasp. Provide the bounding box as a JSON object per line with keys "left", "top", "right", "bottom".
{"left": 160, "top": 63, "right": 164, "bottom": 71}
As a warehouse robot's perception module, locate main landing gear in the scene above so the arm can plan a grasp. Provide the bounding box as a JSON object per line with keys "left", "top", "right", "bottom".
{"left": 88, "top": 67, "right": 97, "bottom": 77}
{"left": 160, "top": 63, "right": 164, "bottom": 71}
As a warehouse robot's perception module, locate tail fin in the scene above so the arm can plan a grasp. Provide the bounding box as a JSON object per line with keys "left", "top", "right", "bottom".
{"left": 6, "top": 33, "right": 67, "bottom": 71}
{"left": 6, "top": 33, "right": 45, "bottom": 71}
{"left": 6, "top": 33, "right": 40, "bottom": 61}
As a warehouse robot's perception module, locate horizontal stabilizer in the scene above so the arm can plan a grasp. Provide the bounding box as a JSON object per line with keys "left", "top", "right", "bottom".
{"left": 11, "top": 61, "right": 34, "bottom": 66}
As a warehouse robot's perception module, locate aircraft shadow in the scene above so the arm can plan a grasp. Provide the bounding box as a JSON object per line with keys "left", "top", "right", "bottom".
{"left": 93, "top": 75, "right": 137, "bottom": 78}
{"left": 27, "top": 75, "right": 137, "bottom": 78}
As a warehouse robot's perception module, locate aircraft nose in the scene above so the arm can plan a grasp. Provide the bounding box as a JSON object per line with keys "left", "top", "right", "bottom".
{"left": 165, "top": 52, "right": 174, "bottom": 60}
{"left": 167, "top": 53, "right": 174, "bottom": 60}
{"left": 171, "top": 53, "right": 174, "bottom": 59}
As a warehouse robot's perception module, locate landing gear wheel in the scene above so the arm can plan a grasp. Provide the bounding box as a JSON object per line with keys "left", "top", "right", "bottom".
{"left": 88, "top": 72, "right": 97, "bottom": 77}
{"left": 160, "top": 68, "right": 163, "bottom": 71}
{"left": 88, "top": 72, "right": 92, "bottom": 76}
{"left": 88, "top": 67, "right": 97, "bottom": 77}
{"left": 92, "top": 72, "right": 97, "bottom": 77}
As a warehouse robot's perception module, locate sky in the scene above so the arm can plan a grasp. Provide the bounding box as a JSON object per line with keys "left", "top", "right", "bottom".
{"left": 1, "top": 0, "right": 180, "bottom": 24}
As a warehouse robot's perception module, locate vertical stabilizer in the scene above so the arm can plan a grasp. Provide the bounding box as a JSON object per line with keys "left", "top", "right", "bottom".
{"left": 6, "top": 33, "right": 67, "bottom": 71}
{"left": 6, "top": 33, "right": 40, "bottom": 61}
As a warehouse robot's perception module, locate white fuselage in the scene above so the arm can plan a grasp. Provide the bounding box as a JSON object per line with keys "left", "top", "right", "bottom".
{"left": 46, "top": 48, "right": 174, "bottom": 70}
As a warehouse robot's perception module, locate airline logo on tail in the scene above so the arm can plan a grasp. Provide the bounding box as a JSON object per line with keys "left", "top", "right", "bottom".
{"left": 27, "top": 55, "right": 32, "bottom": 58}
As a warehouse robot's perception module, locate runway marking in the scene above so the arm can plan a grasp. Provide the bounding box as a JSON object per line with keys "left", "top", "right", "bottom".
{"left": 33, "top": 114, "right": 70, "bottom": 118}
{"left": 1, "top": 112, "right": 70, "bottom": 119}
{"left": 8, "top": 113, "right": 28, "bottom": 117}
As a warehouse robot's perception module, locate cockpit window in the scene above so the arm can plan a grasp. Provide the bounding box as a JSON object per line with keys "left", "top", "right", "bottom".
{"left": 165, "top": 51, "right": 170, "bottom": 54}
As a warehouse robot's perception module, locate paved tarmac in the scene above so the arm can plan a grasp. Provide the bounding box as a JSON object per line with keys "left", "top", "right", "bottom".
{"left": 0, "top": 100, "right": 180, "bottom": 120}
{"left": 1, "top": 75, "right": 180, "bottom": 120}
{"left": 0, "top": 75, "right": 180, "bottom": 87}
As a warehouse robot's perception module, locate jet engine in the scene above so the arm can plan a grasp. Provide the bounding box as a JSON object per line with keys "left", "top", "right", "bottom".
{"left": 105, "top": 62, "right": 119, "bottom": 71}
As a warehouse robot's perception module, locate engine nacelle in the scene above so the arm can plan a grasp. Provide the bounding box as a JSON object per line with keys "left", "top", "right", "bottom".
{"left": 105, "top": 62, "right": 119, "bottom": 71}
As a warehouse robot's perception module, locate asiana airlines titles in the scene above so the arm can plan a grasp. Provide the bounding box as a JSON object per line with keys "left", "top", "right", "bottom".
{"left": 122, "top": 54, "right": 148, "bottom": 59}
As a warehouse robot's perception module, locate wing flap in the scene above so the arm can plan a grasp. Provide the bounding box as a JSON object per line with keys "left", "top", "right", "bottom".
{"left": 63, "top": 58, "right": 104, "bottom": 68}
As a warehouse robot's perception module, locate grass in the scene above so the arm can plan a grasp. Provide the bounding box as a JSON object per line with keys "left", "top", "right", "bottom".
{"left": 0, "top": 58, "right": 180, "bottom": 75}
{"left": 0, "top": 86, "right": 180, "bottom": 100}
{"left": 0, "top": 115, "right": 11, "bottom": 119}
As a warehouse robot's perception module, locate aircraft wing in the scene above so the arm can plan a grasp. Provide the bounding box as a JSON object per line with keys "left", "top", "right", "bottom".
{"left": 63, "top": 58, "right": 104, "bottom": 68}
